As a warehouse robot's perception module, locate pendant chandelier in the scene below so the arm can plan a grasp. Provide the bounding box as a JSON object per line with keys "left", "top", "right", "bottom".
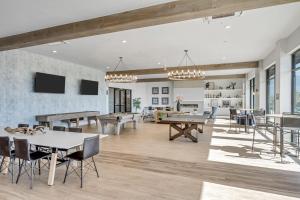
{"left": 168, "top": 50, "right": 205, "bottom": 81}
{"left": 105, "top": 57, "right": 137, "bottom": 83}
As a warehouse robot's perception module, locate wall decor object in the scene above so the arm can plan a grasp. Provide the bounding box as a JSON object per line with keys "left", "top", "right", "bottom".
{"left": 34, "top": 72, "right": 65, "bottom": 94}
{"left": 161, "top": 97, "right": 169, "bottom": 105}
{"left": 152, "top": 97, "right": 159, "bottom": 105}
{"left": 80, "top": 79, "right": 99, "bottom": 95}
{"left": 152, "top": 87, "right": 159, "bottom": 94}
{"left": 162, "top": 87, "right": 169, "bottom": 94}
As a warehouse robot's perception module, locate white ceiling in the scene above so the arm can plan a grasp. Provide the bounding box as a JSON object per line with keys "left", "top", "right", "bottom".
{"left": 1, "top": 1, "right": 300, "bottom": 76}
{"left": 0, "top": 0, "right": 174, "bottom": 37}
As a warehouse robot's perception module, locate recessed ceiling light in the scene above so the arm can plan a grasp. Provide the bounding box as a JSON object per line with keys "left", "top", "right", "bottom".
{"left": 106, "top": 66, "right": 110, "bottom": 69}
{"left": 222, "top": 56, "right": 227, "bottom": 60}
{"left": 158, "top": 62, "right": 161, "bottom": 65}
{"left": 122, "top": 40, "right": 127, "bottom": 43}
{"left": 225, "top": 25, "right": 231, "bottom": 29}
{"left": 52, "top": 50, "right": 57, "bottom": 54}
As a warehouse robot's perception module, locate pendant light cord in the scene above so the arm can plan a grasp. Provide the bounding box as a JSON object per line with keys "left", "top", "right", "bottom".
{"left": 113, "top": 57, "right": 123, "bottom": 72}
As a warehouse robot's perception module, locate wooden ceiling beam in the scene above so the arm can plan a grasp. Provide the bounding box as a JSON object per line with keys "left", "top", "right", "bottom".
{"left": 136, "top": 74, "right": 246, "bottom": 82}
{"left": 1, "top": 0, "right": 299, "bottom": 51}
{"left": 107, "top": 61, "right": 258, "bottom": 75}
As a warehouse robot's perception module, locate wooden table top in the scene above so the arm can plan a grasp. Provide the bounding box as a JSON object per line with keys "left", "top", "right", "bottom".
{"left": 162, "top": 115, "right": 207, "bottom": 124}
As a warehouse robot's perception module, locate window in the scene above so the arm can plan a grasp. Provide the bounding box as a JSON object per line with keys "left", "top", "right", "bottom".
{"left": 292, "top": 49, "right": 300, "bottom": 113}
{"left": 266, "top": 65, "right": 276, "bottom": 114}
{"left": 250, "top": 78, "right": 255, "bottom": 109}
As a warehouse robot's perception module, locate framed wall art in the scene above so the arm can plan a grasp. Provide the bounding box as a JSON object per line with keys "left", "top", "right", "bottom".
{"left": 162, "top": 87, "right": 169, "bottom": 94}
{"left": 152, "top": 87, "right": 159, "bottom": 94}
{"left": 152, "top": 97, "right": 159, "bottom": 105}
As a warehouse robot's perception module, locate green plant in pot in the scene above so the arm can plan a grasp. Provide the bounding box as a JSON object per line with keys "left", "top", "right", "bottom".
{"left": 133, "top": 98, "right": 141, "bottom": 112}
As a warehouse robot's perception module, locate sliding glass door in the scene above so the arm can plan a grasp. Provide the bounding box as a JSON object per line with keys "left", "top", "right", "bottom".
{"left": 250, "top": 78, "right": 255, "bottom": 109}
{"left": 266, "top": 65, "right": 276, "bottom": 114}
{"left": 292, "top": 49, "right": 300, "bottom": 113}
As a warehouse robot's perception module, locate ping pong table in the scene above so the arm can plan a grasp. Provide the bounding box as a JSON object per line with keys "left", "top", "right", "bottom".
{"left": 161, "top": 114, "right": 208, "bottom": 143}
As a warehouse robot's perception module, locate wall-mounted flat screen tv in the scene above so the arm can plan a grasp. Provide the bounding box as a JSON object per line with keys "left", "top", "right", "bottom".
{"left": 34, "top": 72, "right": 65, "bottom": 93}
{"left": 80, "top": 79, "right": 98, "bottom": 95}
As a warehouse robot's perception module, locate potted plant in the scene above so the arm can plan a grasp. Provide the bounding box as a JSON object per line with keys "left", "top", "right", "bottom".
{"left": 133, "top": 97, "right": 141, "bottom": 112}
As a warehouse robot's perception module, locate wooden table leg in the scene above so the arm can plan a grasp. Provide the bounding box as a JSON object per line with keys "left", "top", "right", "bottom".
{"left": 48, "top": 148, "right": 58, "bottom": 186}
{"left": 1, "top": 157, "right": 10, "bottom": 174}
{"left": 184, "top": 124, "right": 198, "bottom": 143}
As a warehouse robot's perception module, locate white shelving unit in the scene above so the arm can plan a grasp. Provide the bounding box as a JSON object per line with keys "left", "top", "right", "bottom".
{"left": 204, "top": 79, "right": 244, "bottom": 116}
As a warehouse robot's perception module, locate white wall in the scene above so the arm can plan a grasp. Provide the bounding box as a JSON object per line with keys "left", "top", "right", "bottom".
{"left": 249, "top": 26, "right": 300, "bottom": 113}
{"left": 108, "top": 81, "right": 173, "bottom": 112}
{"left": 173, "top": 80, "right": 204, "bottom": 101}
{"left": 0, "top": 50, "right": 108, "bottom": 126}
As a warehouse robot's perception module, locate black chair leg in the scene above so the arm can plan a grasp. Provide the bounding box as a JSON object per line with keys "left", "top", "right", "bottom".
{"left": 30, "top": 162, "right": 33, "bottom": 189}
{"left": 252, "top": 128, "right": 256, "bottom": 151}
{"left": 92, "top": 157, "right": 99, "bottom": 178}
{"left": 38, "top": 160, "right": 41, "bottom": 175}
{"left": 63, "top": 159, "right": 71, "bottom": 184}
{"left": 80, "top": 161, "right": 83, "bottom": 188}
{"left": 16, "top": 160, "right": 24, "bottom": 184}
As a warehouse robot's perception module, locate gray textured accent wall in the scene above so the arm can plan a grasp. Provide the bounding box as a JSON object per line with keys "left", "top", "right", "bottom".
{"left": 0, "top": 50, "right": 107, "bottom": 127}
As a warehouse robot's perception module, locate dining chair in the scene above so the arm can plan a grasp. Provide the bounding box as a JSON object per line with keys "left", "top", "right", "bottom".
{"left": 68, "top": 127, "right": 83, "bottom": 133}
{"left": 0, "top": 137, "right": 15, "bottom": 183}
{"left": 14, "top": 138, "right": 51, "bottom": 189}
{"left": 18, "top": 124, "right": 29, "bottom": 128}
{"left": 210, "top": 106, "right": 218, "bottom": 119}
{"left": 63, "top": 135, "right": 100, "bottom": 188}
{"left": 32, "top": 125, "right": 40, "bottom": 129}
{"left": 229, "top": 109, "right": 238, "bottom": 130}
{"left": 53, "top": 126, "right": 66, "bottom": 131}
{"left": 249, "top": 113, "right": 275, "bottom": 152}
{"left": 53, "top": 126, "right": 68, "bottom": 160}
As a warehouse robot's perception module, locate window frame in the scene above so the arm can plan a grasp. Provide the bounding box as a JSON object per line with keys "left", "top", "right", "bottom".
{"left": 266, "top": 65, "right": 276, "bottom": 114}
{"left": 291, "top": 49, "right": 300, "bottom": 113}
{"left": 249, "top": 77, "right": 255, "bottom": 109}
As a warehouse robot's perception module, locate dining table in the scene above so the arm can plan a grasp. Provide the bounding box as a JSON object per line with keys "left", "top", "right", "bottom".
{"left": 0, "top": 127, "right": 98, "bottom": 186}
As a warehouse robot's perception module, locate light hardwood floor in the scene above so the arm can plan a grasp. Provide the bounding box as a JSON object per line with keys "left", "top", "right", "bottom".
{"left": 1, "top": 118, "right": 300, "bottom": 200}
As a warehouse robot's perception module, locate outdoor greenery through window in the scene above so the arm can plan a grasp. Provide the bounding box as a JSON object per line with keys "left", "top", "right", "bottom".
{"left": 292, "top": 49, "right": 300, "bottom": 113}
{"left": 250, "top": 78, "right": 255, "bottom": 109}
{"left": 266, "top": 65, "right": 276, "bottom": 114}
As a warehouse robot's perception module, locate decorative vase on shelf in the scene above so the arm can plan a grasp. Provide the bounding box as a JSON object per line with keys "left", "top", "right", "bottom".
{"left": 175, "top": 96, "right": 183, "bottom": 112}
{"left": 205, "top": 82, "right": 210, "bottom": 89}
{"left": 176, "top": 101, "right": 181, "bottom": 112}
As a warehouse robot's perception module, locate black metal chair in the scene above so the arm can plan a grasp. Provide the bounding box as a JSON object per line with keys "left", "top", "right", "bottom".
{"left": 248, "top": 112, "right": 276, "bottom": 154}
{"left": 68, "top": 127, "right": 83, "bottom": 133}
{"left": 229, "top": 109, "right": 238, "bottom": 130}
{"left": 18, "top": 124, "right": 29, "bottom": 128}
{"left": 32, "top": 125, "right": 40, "bottom": 129}
{"left": 53, "top": 126, "right": 68, "bottom": 160}
{"left": 14, "top": 138, "right": 51, "bottom": 189}
{"left": 210, "top": 106, "right": 218, "bottom": 119}
{"left": 53, "top": 126, "right": 66, "bottom": 131}
{"left": 63, "top": 135, "right": 100, "bottom": 188}
{"left": 0, "top": 137, "right": 15, "bottom": 183}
